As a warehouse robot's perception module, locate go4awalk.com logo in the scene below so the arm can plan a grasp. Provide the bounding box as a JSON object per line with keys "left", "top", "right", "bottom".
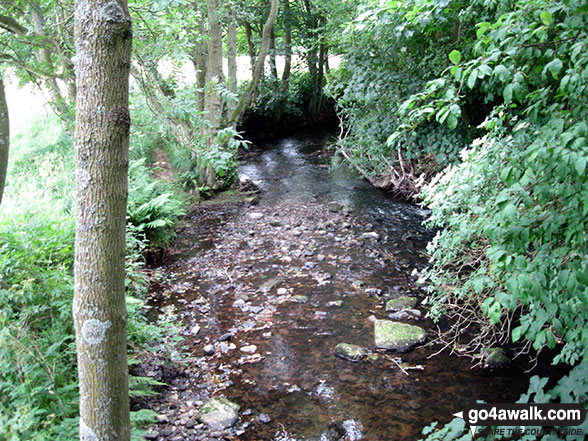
{"left": 453, "top": 402, "right": 587, "bottom": 436}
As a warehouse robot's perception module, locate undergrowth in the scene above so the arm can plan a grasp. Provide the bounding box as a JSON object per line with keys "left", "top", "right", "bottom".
{"left": 0, "top": 107, "right": 185, "bottom": 439}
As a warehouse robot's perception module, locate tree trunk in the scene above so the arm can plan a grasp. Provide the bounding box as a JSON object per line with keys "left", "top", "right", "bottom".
{"left": 0, "top": 78, "right": 9, "bottom": 209}
{"left": 73, "top": 1, "right": 132, "bottom": 440}
{"left": 244, "top": 22, "right": 256, "bottom": 70}
{"left": 269, "top": 28, "right": 278, "bottom": 79}
{"left": 193, "top": 15, "right": 208, "bottom": 112}
{"left": 227, "top": 20, "right": 238, "bottom": 95}
{"left": 228, "top": 0, "right": 279, "bottom": 125}
{"left": 281, "top": 0, "right": 292, "bottom": 90}
{"left": 31, "top": 3, "right": 71, "bottom": 118}
{"left": 204, "top": 0, "right": 224, "bottom": 144}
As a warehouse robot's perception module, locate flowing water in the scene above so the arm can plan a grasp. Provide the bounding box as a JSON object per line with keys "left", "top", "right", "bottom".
{"left": 149, "top": 132, "right": 551, "bottom": 441}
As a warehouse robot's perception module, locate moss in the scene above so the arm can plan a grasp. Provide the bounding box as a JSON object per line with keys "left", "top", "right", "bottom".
{"left": 385, "top": 295, "right": 417, "bottom": 312}
{"left": 334, "top": 343, "right": 367, "bottom": 362}
{"left": 374, "top": 320, "right": 426, "bottom": 352}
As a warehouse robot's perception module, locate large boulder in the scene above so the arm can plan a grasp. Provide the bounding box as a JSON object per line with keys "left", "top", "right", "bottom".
{"left": 334, "top": 343, "right": 367, "bottom": 362}
{"left": 197, "top": 397, "right": 240, "bottom": 430}
{"left": 374, "top": 320, "right": 426, "bottom": 352}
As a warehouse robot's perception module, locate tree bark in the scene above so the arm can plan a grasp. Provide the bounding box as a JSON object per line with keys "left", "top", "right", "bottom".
{"left": 228, "top": 0, "right": 279, "bottom": 125}
{"left": 193, "top": 14, "right": 208, "bottom": 112}
{"left": 269, "top": 28, "right": 278, "bottom": 79}
{"left": 204, "top": 0, "right": 224, "bottom": 143}
{"left": 227, "top": 20, "right": 238, "bottom": 95}
{"left": 73, "top": 1, "right": 132, "bottom": 440}
{"left": 244, "top": 22, "right": 256, "bottom": 69}
{"left": 281, "top": 0, "right": 292, "bottom": 90}
{"left": 0, "top": 78, "right": 9, "bottom": 209}
{"left": 30, "top": 3, "right": 71, "bottom": 118}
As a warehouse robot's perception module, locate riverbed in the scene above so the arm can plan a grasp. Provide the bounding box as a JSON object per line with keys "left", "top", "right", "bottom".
{"left": 141, "top": 132, "right": 535, "bottom": 441}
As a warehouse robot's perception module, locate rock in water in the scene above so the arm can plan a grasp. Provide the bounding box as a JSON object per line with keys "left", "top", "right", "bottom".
{"left": 374, "top": 320, "right": 426, "bottom": 352}
{"left": 327, "top": 202, "right": 342, "bottom": 213}
{"left": 334, "top": 343, "right": 367, "bottom": 362}
{"left": 197, "top": 397, "right": 240, "bottom": 430}
{"left": 385, "top": 295, "right": 418, "bottom": 312}
{"left": 388, "top": 308, "right": 421, "bottom": 320}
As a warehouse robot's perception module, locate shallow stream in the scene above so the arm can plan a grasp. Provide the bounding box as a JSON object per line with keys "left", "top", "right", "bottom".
{"left": 148, "top": 132, "right": 543, "bottom": 441}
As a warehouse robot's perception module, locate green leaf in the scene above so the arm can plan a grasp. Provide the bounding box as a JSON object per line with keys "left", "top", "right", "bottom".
{"left": 545, "top": 58, "right": 563, "bottom": 79}
{"left": 467, "top": 70, "right": 478, "bottom": 89}
{"left": 576, "top": 156, "right": 587, "bottom": 175}
{"left": 494, "top": 64, "right": 511, "bottom": 82}
{"left": 504, "top": 83, "right": 514, "bottom": 103}
{"left": 476, "top": 21, "right": 492, "bottom": 38}
{"left": 540, "top": 11, "right": 553, "bottom": 26}
{"left": 489, "top": 301, "right": 501, "bottom": 324}
{"left": 512, "top": 325, "right": 524, "bottom": 342}
{"left": 448, "top": 50, "right": 461, "bottom": 65}
{"left": 447, "top": 114, "right": 458, "bottom": 129}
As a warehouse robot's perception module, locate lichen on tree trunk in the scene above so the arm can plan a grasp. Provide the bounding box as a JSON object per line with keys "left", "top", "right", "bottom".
{"left": 73, "top": 0, "right": 132, "bottom": 440}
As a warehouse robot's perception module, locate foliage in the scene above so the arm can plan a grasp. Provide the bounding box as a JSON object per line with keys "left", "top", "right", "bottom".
{"left": 328, "top": 0, "right": 483, "bottom": 195}
{"left": 250, "top": 70, "right": 320, "bottom": 123}
{"left": 416, "top": 0, "right": 588, "bottom": 366}
{"left": 127, "top": 158, "right": 185, "bottom": 249}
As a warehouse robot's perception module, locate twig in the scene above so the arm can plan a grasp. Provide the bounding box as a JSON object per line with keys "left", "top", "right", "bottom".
{"left": 386, "top": 355, "right": 410, "bottom": 376}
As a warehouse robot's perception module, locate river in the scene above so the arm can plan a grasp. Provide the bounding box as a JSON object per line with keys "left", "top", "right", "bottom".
{"left": 144, "top": 132, "right": 540, "bottom": 441}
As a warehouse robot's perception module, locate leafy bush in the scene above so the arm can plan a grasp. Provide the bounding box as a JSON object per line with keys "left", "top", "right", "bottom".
{"left": 328, "top": 0, "right": 491, "bottom": 196}
{"left": 416, "top": 0, "right": 588, "bottom": 367}
{"left": 251, "top": 70, "right": 331, "bottom": 125}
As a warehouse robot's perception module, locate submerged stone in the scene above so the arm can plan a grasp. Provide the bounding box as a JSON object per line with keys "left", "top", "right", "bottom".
{"left": 334, "top": 343, "right": 367, "bottom": 362}
{"left": 385, "top": 295, "right": 418, "bottom": 312}
{"left": 328, "top": 202, "right": 342, "bottom": 213}
{"left": 197, "top": 397, "right": 240, "bottom": 430}
{"left": 261, "top": 276, "right": 284, "bottom": 291}
{"left": 374, "top": 320, "right": 426, "bottom": 352}
{"left": 388, "top": 308, "right": 421, "bottom": 320}
{"left": 290, "top": 295, "right": 309, "bottom": 303}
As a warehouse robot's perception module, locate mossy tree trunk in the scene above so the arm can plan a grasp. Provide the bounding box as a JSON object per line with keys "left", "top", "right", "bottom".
{"left": 0, "top": 78, "right": 9, "bottom": 209}
{"left": 73, "top": 0, "right": 132, "bottom": 440}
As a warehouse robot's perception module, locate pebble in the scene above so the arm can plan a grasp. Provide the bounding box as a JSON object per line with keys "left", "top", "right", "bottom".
{"left": 248, "top": 212, "right": 264, "bottom": 220}
{"left": 218, "top": 332, "right": 233, "bottom": 341}
{"left": 240, "top": 345, "right": 257, "bottom": 353}
{"left": 203, "top": 344, "right": 215, "bottom": 356}
{"left": 276, "top": 287, "right": 288, "bottom": 295}
{"left": 259, "top": 413, "right": 272, "bottom": 423}
{"left": 190, "top": 325, "right": 201, "bottom": 335}
{"left": 156, "top": 414, "right": 169, "bottom": 424}
{"left": 233, "top": 299, "right": 246, "bottom": 308}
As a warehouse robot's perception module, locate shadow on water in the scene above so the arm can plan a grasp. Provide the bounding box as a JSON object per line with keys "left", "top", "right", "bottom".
{"left": 150, "top": 132, "right": 555, "bottom": 441}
